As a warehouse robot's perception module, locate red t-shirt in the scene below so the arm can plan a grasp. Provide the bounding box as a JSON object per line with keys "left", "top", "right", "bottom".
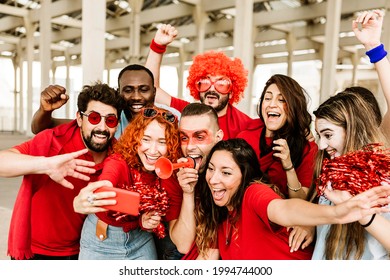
{"left": 170, "top": 97, "right": 256, "bottom": 140}
{"left": 237, "top": 124, "right": 318, "bottom": 196}
{"left": 96, "top": 154, "right": 183, "bottom": 231}
{"left": 11, "top": 121, "right": 106, "bottom": 257}
{"left": 217, "top": 183, "right": 313, "bottom": 260}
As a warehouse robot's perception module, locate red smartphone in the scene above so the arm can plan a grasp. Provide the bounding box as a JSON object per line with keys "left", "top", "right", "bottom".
{"left": 94, "top": 186, "right": 140, "bottom": 216}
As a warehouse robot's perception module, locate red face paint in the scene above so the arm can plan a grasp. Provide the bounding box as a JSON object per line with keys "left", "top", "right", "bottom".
{"left": 179, "top": 129, "right": 214, "bottom": 146}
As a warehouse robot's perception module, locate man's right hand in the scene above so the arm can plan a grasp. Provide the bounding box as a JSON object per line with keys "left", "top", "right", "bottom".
{"left": 40, "top": 85, "right": 69, "bottom": 112}
{"left": 154, "top": 24, "right": 178, "bottom": 46}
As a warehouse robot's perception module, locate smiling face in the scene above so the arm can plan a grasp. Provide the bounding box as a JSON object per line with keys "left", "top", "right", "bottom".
{"left": 119, "top": 70, "right": 156, "bottom": 120}
{"left": 179, "top": 114, "right": 223, "bottom": 172}
{"left": 206, "top": 150, "right": 242, "bottom": 210}
{"left": 137, "top": 119, "right": 168, "bottom": 172}
{"left": 77, "top": 100, "right": 118, "bottom": 152}
{"left": 315, "top": 118, "right": 346, "bottom": 159}
{"left": 261, "top": 83, "right": 288, "bottom": 137}
{"left": 199, "top": 75, "right": 231, "bottom": 114}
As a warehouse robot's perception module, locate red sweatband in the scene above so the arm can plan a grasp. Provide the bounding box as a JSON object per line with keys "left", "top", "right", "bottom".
{"left": 150, "top": 39, "right": 167, "bottom": 54}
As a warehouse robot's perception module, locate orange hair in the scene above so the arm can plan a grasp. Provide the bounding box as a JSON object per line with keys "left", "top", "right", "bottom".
{"left": 113, "top": 107, "right": 182, "bottom": 170}
{"left": 186, "top": 51, "right": 248, "bottom": 105}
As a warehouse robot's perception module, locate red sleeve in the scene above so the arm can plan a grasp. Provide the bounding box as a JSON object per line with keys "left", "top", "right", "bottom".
{"left": 13, "top": 129, "right": 54, "bottom": 156}
{"left": 13, "top": 140, "right": 31, "bottom": 155}
{"left": 245, "top": 183, "right": 281, "bottom": 231}
{"left": 170, "top": 96, "right": 190, "bottom": 112}
{"left": 161, "top": 175, "right": 183, "bottom": 221}
{"left": 98, "top": 154, "right": 129, "bottom": 187}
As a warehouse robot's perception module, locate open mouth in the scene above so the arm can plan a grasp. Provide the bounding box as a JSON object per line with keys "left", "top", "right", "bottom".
{"left": 205, "top": 93, "right": 219, "bottom": 101}
{"left": 145, "top": 154, "right": 159, "bottom": 165}
{"left": 212, "top": 188, "right": 226, "bottom": 201}
{"left": 130, "top": 104, "right": 144, "bottom": 112}
{"left": 92, "top": 133, "right": 108, "bottom": 143}
{"left": 267, "top": 112, "right": 281, "bottom": 119}
{"left": 326, "top": 149, "right": 337, "bottom": 158}
{"left": 187, "top": 155, "right": 203, "bottom": 169}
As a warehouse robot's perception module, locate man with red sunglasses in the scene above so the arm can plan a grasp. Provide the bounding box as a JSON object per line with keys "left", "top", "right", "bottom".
{"left": 146, "top": 24, "right": 259, "bottom": 140}
{"left": 2, "top": 82, "right": 123, "bottom": 260}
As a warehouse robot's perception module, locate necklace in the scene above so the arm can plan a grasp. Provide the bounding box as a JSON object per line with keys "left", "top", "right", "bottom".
{"left": 225, "top": 219, "right": 232, "bottom": 245}
{"left": 225, "top": 210, "right": 235, "bottom": 245}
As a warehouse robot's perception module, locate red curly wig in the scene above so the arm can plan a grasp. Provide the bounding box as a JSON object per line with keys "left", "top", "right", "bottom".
{"left": 113, "top": 107, "right": 182, "bottom": 171}
{"left": 186, "top": 51, "right": 248, "bottom": 105}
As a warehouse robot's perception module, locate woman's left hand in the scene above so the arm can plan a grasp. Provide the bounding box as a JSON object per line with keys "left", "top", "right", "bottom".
{"left": 140, "top": 212, "right": 162, "bottom": 230}
{"left": 324, "top": 185, "right": 352, "bottom": 205}
{"left": 272, "top": 138, "right": 293, "bottom": 169}
{"left": 287, "top": 225, "right": 315, "bottom": 252}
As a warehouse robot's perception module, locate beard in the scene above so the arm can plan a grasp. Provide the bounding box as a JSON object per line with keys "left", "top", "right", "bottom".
{"left": 82, "top": 129, "right": 112, "bottom": 152}
{"left": 200, "top": 91, "right": 230, "bottom": 113}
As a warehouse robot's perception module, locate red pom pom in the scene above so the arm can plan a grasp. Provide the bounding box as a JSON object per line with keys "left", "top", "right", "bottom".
{"left": 122, "top": 169, "right": 169, "bottom": 238}
{"left": 153, "top": 223, "right": 166, "bottom": 239}
{"left": 316, "top": 143, "right": 390, "bottom": 196}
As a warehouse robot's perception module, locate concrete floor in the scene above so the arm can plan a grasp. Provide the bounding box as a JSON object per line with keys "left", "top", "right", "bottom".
{"left": 0, "top": 133, "right": 30, "bottom": 260}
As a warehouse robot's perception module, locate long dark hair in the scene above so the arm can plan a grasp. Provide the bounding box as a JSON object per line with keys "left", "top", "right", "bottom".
{"left": 258, "top": 74, "right": 312, "bottom": 168}
{"left": 194, "top": 138, "right": 265, "bottom": 257}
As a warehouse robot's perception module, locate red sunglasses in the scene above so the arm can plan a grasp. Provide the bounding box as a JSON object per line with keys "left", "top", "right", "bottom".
{"left": 80, "top": 111, "right": 119, "bottom": 128}
{"left": 195, "top": 77, "right": 232, "bottom": 94}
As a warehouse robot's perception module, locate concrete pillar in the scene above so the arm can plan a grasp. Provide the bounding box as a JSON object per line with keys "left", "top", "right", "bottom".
{"left": 82, "top": 0, "right": 106, "bottom": 85}
{"left": 24, "top": 15, "right": 35, "bottom": 136}
{"left": 39, "top": 0, "right": 51, "bottom": 90}
{"left": 177, "top": 45, "right": 187, "bottom": 99}
{"left": 234, "top": 0, "right": 255, "bottom": 116}
{"left": 287, "top": 32, "right": 296, "bottom": 77}
{"left": 12, "top": 54, "right": 20, "bottom": 132}
{"left": 319, "top": 0, "right": 342, "bottom": 103}
{"left": 193, "top": 4, "right": 207, "bottom": 55}
{"left": 128, "top": 0, "right": 143, "bottom": 63}
{"left": 64, "top": 50, "right": 71, "bottom": 118}
{"left": 351, "top": 51, "right": 358, "bottom": 86}
{"left": 17, "top": 44, "right": 24, "bottom": 133}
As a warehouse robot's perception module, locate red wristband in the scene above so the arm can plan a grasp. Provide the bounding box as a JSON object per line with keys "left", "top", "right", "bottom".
{"left": 150, "top": 39, "right": 167, "bottom": 54}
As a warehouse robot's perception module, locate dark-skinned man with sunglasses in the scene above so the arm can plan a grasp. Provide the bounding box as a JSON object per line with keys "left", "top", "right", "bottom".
{"left": 2, "top": 82, "right": 123, "bottom": 260}
{"left": 146, "top": 24, "right": 259, "bottom": 140}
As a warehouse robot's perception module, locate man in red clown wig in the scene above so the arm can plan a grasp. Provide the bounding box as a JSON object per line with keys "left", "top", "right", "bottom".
{"left": 146, "top": 24, "right": 258, "bottom": 140}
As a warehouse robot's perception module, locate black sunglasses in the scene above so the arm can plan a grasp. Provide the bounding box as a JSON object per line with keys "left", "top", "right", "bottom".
{"left": 141, "top": 107, "right": 176, "bottom": 124}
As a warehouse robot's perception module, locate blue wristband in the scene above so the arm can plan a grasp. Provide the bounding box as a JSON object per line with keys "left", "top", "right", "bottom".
{"left": 365, "top": 44, "right": 387, "bottom": 63}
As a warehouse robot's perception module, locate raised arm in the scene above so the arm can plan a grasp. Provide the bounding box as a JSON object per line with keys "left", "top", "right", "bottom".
{"left": 145, "top": 24, "right": 178, "bottom": 106}
{"left": 168, "top": 158, "right": 198, "bottom": 253}
{"left": 353, "top": 10, "right": 390, "bottom": 138}
{"left": 31, "top": 85, "right": 71, "bottom": 134}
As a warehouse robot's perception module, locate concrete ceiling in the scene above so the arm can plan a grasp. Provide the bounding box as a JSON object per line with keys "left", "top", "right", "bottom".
{"left": 0, "top": 0, "right": 388, "bottom": 70}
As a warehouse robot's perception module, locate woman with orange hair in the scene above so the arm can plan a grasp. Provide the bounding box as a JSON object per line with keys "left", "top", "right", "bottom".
{"left": 73, "top": 107, "right": 184, "bottom": 260}
{"left": 146, "top": 24, "right": 256, "bottom": 140}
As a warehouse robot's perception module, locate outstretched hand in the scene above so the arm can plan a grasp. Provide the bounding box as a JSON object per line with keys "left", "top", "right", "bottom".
{"left": 154, "top": 24, "right": 178, "bottom": 46}
{"left": 352, "top": 9, "right": 383, "bottom": 49}
{"left": 46, "top": 149, "right": 96, "bottom": 189}
{"left": 333, "top": 184, "right": 390, "bottom": 224}
{"left": 40, "top": 85, "right": 69, "bottom": 112}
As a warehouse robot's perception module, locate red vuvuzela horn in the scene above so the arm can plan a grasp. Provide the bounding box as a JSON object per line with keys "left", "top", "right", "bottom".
{"left": 155, "top": 157, "right": 196, "bottom": 179}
